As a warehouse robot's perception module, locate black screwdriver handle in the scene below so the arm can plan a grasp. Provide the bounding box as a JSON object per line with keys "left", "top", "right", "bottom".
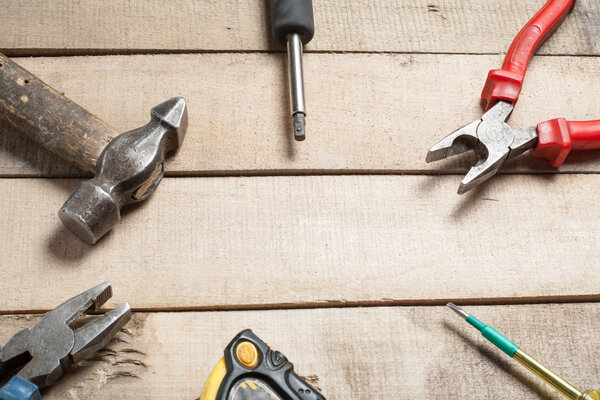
{"left": 270, "top": 0, "right": 314, "bottom": 46}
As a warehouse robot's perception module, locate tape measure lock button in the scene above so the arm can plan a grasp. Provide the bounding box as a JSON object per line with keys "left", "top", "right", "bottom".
{"left": 270, "top": 350, "right": 287, "bottom": 368}
{"left": 235, "top": 341, "right": 259, "bottom": 369}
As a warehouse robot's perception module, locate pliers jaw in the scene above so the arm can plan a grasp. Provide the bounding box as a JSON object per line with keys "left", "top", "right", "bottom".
{"left": 425, "top": 119, "right": 482, "bottom": 164}
{"left": 426, "top": 101, "right": 538, "bottom": 194}
{"left": 0, "top": 283, "right": 131, "bottom": 390}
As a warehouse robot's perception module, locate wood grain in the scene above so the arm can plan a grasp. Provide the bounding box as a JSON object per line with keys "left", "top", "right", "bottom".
{"left": 1, "top": 304, "right": 598, "bottom": 399}
{"left": 2, "top": 53, "right": 600, "bottom": 177}
{"left": 1, "top": 2, "right": 597, "bottom": 399}
{"left": 1, "top": 175, "right": 599, "bottom": 312}
{"left": 0, "top": 0, "right": 598, "bottom": 56}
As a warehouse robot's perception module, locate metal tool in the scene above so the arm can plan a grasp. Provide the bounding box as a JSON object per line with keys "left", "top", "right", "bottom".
{"left": 0, "top": 53, "right": 187, "bottom": 243}
{"left": 447, "top": 303, "right": 600, "bottom": 400}
{"left": 270, "top": 0, "right": 314, "bottom": 141}
{"left": 199, "top": 329, "right": 325, "bottom": 400}
{"left": 0, "top": 283, "right": 131, "bottom": 400}
{"left": 426, "top": 0, "right": 600, "bottom": 194}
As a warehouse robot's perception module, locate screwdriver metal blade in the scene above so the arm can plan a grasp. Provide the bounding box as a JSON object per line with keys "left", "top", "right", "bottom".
{"left": 447, "top": 302, "right": 469, "bottom": 319}
{"left": 287, "top": 33, "right": 307, "bottom": 141}
{"left": 293, "top": 113, "right": 306, "bottom": 141}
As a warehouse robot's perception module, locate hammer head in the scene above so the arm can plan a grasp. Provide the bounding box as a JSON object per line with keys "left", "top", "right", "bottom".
{"left": 58, "top": 97, "right": 188, "bottom": 244}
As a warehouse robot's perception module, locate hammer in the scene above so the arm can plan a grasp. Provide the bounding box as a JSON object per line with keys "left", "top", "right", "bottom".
{"left": 0, "top": 54, "right": 188, "bottom": 244}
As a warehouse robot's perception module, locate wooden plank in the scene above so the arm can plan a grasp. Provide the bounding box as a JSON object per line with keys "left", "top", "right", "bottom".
{"left": 1, "top": 175, "right": 600, "bottom": 312}
{"left": 0, "top": 1, "right": 598, "bottom": 56}
{"left": 2, "top": 53, "right": 600, "bottom": 177}
{"left": 1, "top": 304, "right": 599, "bottom": 399}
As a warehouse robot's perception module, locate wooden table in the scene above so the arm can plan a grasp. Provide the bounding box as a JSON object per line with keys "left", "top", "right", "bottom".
{"left": 1, "top": 1, "right": 599, "bottom": 398}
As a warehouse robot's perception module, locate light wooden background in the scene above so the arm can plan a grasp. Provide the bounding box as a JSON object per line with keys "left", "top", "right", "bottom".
{"left": 1, "top": 1, "right": 599, "bottom": 399}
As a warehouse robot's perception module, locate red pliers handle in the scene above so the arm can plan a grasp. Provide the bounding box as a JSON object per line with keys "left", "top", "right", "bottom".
{"left": 427, "top": 0, "right": 600, "bottom": 192}
{"left": 482, "top": 0, "right": 600, "bottom": 167}
{"left": 481, "top": 0, "right": 576, "bottom": 110}
{"left": 533, "top": 119, "right": 600, "bottom": 167}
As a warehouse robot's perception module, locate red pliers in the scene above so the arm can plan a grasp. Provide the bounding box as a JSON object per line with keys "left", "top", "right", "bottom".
{"left": 426, "top": 0, "right": 600, "bottom": 194}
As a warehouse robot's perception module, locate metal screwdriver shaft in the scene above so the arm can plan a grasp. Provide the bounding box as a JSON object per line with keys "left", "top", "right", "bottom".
{"left": 287, "top": 32, "right": 306, "bottom": 140}
{"left": 270, "top": 0, "right": 314, "bottom": 141}
{"left": 447, "top": 303, "right": 600, "bottom": 400}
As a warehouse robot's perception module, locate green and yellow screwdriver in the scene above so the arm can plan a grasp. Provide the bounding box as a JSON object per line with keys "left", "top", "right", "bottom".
{"left": 447, "top": 303, "right": 600, "bottom": 400}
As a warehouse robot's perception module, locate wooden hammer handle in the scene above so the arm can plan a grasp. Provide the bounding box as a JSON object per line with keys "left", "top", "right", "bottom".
{"left": 0, "top": 54, "right": 119, "bottom": 173}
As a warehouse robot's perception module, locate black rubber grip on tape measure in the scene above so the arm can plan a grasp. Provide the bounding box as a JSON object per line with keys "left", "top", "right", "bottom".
{"left": 270, "top": 0, "right": 314, "bottom": 46}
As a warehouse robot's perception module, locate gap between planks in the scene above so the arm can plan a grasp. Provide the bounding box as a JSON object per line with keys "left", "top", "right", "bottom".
{"left": 2, "top": 294, "right": 600, "bottom": 316}
{"left": 6, "top": 50, "right": 600, "bottom": 58}
{"left": 3, "top": 170, "right": 600, "bottom": 180}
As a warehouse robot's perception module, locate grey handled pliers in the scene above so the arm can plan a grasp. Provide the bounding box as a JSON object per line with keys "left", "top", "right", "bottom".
{"left": 0, "top": 283, "right": 130, "bottom": 400}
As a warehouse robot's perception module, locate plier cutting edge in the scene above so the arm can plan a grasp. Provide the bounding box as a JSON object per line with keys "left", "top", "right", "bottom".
{"left": 426, "top": 0, "right": 600, "bottom": 194}
{"left": 0, "top": 283, "right": 131, "bottom": 400}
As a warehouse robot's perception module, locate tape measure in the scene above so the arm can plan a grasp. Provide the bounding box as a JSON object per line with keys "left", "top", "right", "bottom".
{"left": 200, "top": 329, "right": 325, "bottom": 400}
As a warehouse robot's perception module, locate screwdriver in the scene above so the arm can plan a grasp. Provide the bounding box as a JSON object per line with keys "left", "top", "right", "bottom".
{"left": 447, "top": 303, "right": 600, "bottom": 400}
{"left": 270, "top": 0, "right": 314, "bottom": 141}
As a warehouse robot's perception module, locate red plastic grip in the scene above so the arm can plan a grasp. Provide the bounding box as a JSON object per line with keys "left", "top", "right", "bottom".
{"left": 481, "top": 0, "right": 576, "bottom": 110}
{"left": 532, "top": 119, "right": 600, "bottom": 167}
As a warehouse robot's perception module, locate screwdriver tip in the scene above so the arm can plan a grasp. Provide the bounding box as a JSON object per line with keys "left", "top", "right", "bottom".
{"left": 447, "top": 302, "right": 469, "bottom": 320}
{"left": 293, "top": 113, "right": 306, "bottom": 141}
